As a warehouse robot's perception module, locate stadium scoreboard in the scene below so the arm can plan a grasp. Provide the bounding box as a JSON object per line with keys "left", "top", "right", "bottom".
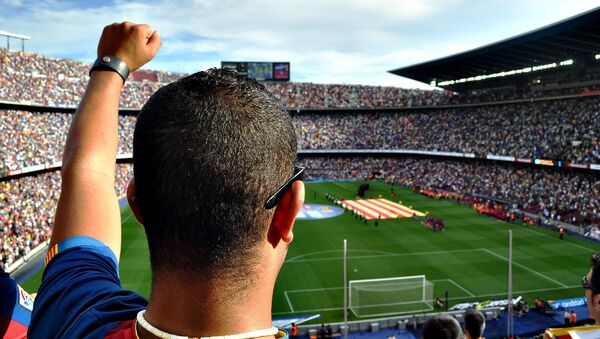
{"left": 221, "top": 61, "right": 290, "bottom": 81}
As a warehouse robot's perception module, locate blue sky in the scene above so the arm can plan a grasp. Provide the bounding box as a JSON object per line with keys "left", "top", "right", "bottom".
{"left": 1, "top": 0, "right": 600, "bottom": 88}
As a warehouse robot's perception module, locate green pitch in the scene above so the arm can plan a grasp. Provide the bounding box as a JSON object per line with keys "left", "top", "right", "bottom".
{"left": 23, "top": 181, "right": 599, "bottom": 324}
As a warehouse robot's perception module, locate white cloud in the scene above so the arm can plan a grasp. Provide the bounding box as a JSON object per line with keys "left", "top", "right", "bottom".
{"left": 1, "top": 0, "right": 600, "bottom": 87}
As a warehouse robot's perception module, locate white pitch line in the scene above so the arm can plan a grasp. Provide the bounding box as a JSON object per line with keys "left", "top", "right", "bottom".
{"left": 284, "top": 291, "right": 295, "bottom": 312}
{"left": 448, "top": 279, "right": 475, "bottom": 297}
{"left": 273, "top": 284, "right": 580, "bottom": 315}
{"left": 122, "top": 212, "right": 133, "bottom": 223}
{"left": 495, "top": 219, "right": 596, "bottom": 253}
{"left": 287, "top": 286, "right": 344, "bottom": 294}
{"left": 519, "top": 225, "right": 598, "bottom": 253}
{"left": 286, "top": 249, "right": 392, "bottom": 262}
{"left": 285, "top": 248, "right": 484, "bottom": 264}
{"left": 481, "top": 249, "right": 568, "bottom": 288}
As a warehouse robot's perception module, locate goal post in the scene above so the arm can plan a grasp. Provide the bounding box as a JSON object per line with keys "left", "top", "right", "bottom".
{"left": 349, "top": 275, "right": 434, "bottom": 317}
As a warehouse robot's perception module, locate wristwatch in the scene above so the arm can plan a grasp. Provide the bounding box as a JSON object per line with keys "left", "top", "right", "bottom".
{"left": 89, "top": 54, "right": 130, "bottom": 82}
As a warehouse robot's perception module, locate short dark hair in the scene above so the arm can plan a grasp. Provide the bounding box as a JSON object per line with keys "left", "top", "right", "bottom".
{"left": 133, "top": 68, "right": 297, "bottom": 280}
{"left": 422, "top": 315, "right": 462, "bottom": 339}
{"left": 591, "top": 252, "right": 600, "bottom": 295}
{"left": 464, "top": 309, "right": 485, "bottom": 338}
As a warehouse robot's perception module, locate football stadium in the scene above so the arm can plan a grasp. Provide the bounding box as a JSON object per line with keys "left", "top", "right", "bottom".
{"left": 2, "top": 4, "right": 600, "bottom": 339}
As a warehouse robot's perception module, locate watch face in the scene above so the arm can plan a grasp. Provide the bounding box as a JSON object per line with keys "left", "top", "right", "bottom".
{"left": 102, "top": 56, "right": 111, "bottom": 63}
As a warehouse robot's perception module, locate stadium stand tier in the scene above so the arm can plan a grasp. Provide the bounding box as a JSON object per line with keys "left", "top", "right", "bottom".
{"left": 390, "top": 7, "right": 600, "bottom": 95}
{"left": 4, "top": 47, "right": 600, "bottom": 111}
{"left": 1, "top": 96, "right": 599, "bottom": 173}
{"left": 296, "top": 97, "right": 600, "bottom": 164}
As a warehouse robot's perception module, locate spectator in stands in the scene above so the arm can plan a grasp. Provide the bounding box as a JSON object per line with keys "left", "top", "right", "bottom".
{"left": 584, "top": 253, "right": 600, "bottom": 324}
{"left": 569, "top": 310, "right": 577, "bottom": 326}
{"left": 317, "top": 324, "right": 327, "bottom": 339}
{"left": 464, "top": 309, "right": 485, "bottom": 339}
{"left": 422, "top": 315, "right": 462, "bottom": 339}
{"left": 29, "top": 22, "right": 304, "bottom": 338}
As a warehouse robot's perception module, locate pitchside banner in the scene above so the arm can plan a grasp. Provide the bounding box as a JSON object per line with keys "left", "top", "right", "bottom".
{"left": 550, "top": 297, "right": 586, "bottom": 310}
{"left": 450, "top": 296, "right": 522, "bottom": 311}
{"left": 486, "top": 155, "right": 515, "bottom": 162}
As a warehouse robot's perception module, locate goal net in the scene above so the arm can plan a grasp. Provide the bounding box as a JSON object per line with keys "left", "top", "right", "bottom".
{"left": 349, "top": 275, "right": 434, "bottom": 317}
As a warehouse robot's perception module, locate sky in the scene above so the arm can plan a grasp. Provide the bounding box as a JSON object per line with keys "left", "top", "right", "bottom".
{"left": 1, "top": 0, "right": 600, "bottom": 88}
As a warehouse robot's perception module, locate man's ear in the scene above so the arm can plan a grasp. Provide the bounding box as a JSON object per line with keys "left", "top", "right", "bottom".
{"left": 268, "top": 181, "right": 305, "bottom": 246}
{"left": 127, "top": 178, "right": 144, "bottom": 225}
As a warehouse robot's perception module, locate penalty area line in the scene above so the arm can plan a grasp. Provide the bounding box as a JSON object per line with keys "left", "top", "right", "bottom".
{"left": 284, "top": 291, "right": 295, "bottom": 312}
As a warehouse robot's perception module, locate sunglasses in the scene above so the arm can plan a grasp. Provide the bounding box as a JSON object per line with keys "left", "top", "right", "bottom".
{"left": 264, "top": 166, "right": 305, "bottom": 209}
{"left": 582, "top": 275, "right": 599, "bottom": 294}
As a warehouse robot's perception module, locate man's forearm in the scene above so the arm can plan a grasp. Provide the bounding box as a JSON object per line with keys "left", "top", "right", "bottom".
{"left": 50, "top": 71, "right": 124, "bottom": 253}
{"left": 62, "top": 71, "right": 123, "bottom": 179}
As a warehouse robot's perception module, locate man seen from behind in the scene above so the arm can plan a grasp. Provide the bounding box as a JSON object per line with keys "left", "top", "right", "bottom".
{"left": 29, "top": 21, "right": 304, "bottom": 338}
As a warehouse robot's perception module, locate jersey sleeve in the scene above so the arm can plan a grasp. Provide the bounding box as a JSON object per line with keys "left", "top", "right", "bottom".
{"left": 28, "top": 236, "right": 148, "bottom": 338}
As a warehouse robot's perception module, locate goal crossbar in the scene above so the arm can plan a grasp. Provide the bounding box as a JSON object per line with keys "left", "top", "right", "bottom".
{"left": 349, "top": 275, "right": 433, "bottom": 318}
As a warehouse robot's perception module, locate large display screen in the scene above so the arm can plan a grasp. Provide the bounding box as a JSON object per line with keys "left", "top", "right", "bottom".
{"left": 273, "top": 62, "right": 290, "bottom": 80}
{"left": 221, "top": 61, "right": 290, "bottom": 81}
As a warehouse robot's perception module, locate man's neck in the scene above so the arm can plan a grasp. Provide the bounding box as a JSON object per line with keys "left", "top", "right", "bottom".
{"left": 141, "top": 273, "right": 275, "bottom": 338}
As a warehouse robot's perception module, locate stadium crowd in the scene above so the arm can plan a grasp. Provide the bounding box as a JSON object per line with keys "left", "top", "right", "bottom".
{"left": 0, "top": 49, "right": 164, "bottom": 108}
{"left": 1, "top": 96, "right": 599, "bottom": 173}
{"left": 0, "top": 164, "right": 132, "bottom": 270}
{"left": 299, "top": 156, "right": 600, "bottom": 229}
{"left": 5, "top": 48, "right": 600, "bottom": 110}
{"left": 0, "top": 110, "right": 135, "bottom": 172}
{"left": 296, "top": 97, "right": 600, "bottom": 164}
{"left": 0, "top": 49, "right": 458, "bottom": 108}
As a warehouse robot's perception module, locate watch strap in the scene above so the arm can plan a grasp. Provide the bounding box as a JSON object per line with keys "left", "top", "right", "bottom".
{"left": 89, "top": 54, "right": 130, "bottom": 82}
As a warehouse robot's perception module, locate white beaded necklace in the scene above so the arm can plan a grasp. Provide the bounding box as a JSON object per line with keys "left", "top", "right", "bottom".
{"left": 136, "top": 310, "right": 279, "bottom": 339}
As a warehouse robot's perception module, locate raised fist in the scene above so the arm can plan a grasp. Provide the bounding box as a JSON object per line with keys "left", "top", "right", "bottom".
{"left": 97, "top": 22, "right": 161, "bottom": 72}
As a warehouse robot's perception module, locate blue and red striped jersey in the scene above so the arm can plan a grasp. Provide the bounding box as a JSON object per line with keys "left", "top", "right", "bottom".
{"left": 28, "top": 236, "right": 147, "bottom": 338}
{"left": 0, "top": 268, "right": 32, "bottom": 339}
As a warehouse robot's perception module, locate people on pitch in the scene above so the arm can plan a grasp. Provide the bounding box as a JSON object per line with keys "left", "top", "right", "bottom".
{"left": 29, "top": 22, "right": 304, "bottom": 338}
{"left": 463, "top": 309, "right": 485, "bottom": 339}
{"left": 422, "top": 315, "right": 462, "bottom": 339}
{"left": 435, "top": 297, "right": 444, "bottom": 309}
{"left": 559, "top": 227, "right": 565, "bottom": 240}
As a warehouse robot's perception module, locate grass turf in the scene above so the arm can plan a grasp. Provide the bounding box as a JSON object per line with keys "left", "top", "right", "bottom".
{"left": 23, "top": 181, "right": 599, "bottom": 324}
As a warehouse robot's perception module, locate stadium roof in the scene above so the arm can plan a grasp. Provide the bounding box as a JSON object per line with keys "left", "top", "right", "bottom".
{"left": 389, "top": 7, "right": 600, "bottom": 91}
